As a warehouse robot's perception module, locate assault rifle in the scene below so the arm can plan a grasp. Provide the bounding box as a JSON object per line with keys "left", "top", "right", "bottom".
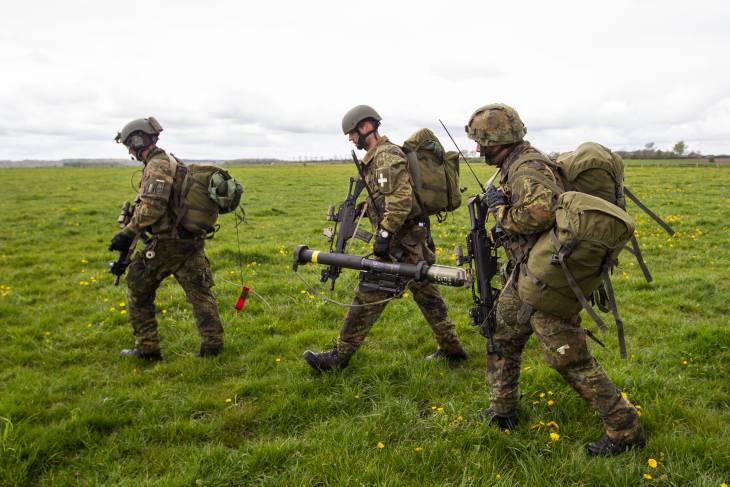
{"left": 455, "top": 191, "right": 501, "bottom": 355}
{"left": 108, "top": 197, "right": 150, "bottom": 285}
{"left": 319, "top": 150, "right": 385, "bottom": 290}
{"left": 320, "top": 176, "right": 372, "bottom": 290}
{"left": 293, "top": 245, "right": 471, "bottom": 295}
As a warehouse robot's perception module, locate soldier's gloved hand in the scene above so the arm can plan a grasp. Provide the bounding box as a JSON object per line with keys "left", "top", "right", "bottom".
{"left": 373, "top": 229, "right": 391, "bottom": 259}
{"left": 484, "top": 185, "right": 507, "bottom": 214}
{"left": 108, "top": 260, "right": 128, "bottom": 277}
{"left": 109, "top": 228, "right": 135, "bottom": 252}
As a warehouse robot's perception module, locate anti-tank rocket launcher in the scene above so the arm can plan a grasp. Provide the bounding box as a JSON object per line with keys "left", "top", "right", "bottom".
{"left": 293, "top": 245, "right": 472, "bottom": 295}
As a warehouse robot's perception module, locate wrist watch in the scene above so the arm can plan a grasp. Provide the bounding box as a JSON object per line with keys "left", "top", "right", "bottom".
{"left": 378, "top": 229, "right": 390, "bottom": 239}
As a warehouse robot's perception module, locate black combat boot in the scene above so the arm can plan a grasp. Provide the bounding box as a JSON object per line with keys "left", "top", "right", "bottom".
{"left": 303, "top": 349, "right": 350, "bottom": 372}
{"left": 425, "top": 347, "right": 469, "bottom": 363}
{"left": 586, "top": 433, "right": 646, "bottom": 456}
{"left": 477, "top": 408, "right": 518, "bottom": 430}
{"left": 120, "top": 348, "right": 162, "bottom": 362}
{"left": 196, "top": 343, "right": 224, "bottom": 358}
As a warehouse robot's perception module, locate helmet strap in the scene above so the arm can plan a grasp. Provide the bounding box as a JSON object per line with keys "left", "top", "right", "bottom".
{"left": 355, "top": 121, "right": 379, "bottom": 150}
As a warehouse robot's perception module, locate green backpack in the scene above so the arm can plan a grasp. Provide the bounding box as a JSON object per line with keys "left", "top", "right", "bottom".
{"left": 169, "top": 155, "right": 244, "bottom": 235}
{"left": 504, "top": 150, "right": 635, "bottom": 357}
{"left": 402, "top": 128, "right": 461, "bottom": 219}
{"left": 555, "top": 142, "right": 674, "bottom": 282}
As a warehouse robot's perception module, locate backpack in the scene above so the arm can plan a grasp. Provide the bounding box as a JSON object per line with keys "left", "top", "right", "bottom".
{"left": 168, "top": 154, "right": 244, "bottom": 235}
{"left": 505, "top": 150, "right": 636, "bottom": 357}
{"left": 401, "top": 128, "right": 461, "bottom": 219}
{"left": 555, "top": 142, "right": 675, "bottom": 282}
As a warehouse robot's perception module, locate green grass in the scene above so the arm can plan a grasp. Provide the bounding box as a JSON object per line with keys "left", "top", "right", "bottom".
{"left": 0, "top": 162, "right": 728, "bottom": 486}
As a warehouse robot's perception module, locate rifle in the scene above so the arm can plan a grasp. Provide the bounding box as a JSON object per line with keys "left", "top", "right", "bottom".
{"left": 320, "top": 176, "right": 372, "bottom": 290}
{"left": 455, "top": 190, "right": 501, "bottom": 355}
{"left": 293, "top": 245, "right": 471, "bottom": 295}
{"left": 108, "top": 197, "right": 150, "bottom": 285}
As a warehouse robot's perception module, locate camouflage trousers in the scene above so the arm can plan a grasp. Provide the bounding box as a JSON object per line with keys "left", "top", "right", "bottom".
{"left": 125, "top": 238, "right": 223, "bottom": 354}
{"left": 336, "top": 226, "right": 463, "bottom": 358}
{"left": 487, "top": 284, "right": 643, "bottom": 443}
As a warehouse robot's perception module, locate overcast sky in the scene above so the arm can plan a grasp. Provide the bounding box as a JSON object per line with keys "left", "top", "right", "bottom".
{"left": 1, "top": 0, "right": 729, "bottom": 160}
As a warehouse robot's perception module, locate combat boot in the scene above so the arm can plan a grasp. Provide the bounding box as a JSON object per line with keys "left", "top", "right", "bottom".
{"left": 586, "top": 433, "right": 646, "bottom": 456}
{"left": 425, "top": 347, "right": 468, "bottom": 363}
{"left": 196, "top": 343, "right": 223, "bottom": 358}
{"left": 303, "top": 349, "right": 350, "bottom": 372}
{"left": 477, "top": 408, "right": 518, "bottom": 430}
{"left": 120, "top": 348, "right": 162, "bottom": 362}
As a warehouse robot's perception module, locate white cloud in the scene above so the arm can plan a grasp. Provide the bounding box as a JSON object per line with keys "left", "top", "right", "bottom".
{"left": 1, "top": 0, "right": 729, "bottom": 160}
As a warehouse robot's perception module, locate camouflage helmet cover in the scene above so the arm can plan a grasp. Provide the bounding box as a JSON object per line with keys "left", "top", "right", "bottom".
{"left": 465, "top": 103, "right": 526, "bottom": 147}
{"left": 115, "top": 116, "right": 163, "bottom": 144}
{"left": 341, "top": 105, "right": 382, "bottom": 134}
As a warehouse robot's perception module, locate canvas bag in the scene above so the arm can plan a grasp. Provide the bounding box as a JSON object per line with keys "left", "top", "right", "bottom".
{"left": 401, "top": 128, "right": 461, "bottom": 217}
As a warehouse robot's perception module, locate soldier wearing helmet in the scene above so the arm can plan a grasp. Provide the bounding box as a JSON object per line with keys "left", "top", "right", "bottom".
{"left": 302, "top": 105, "right": 467, "bottom": 371}
{"left": 109, "top": 117, "right": 224, "bottom": 361}
{"left": 465, "top": 103, "right": 644, "bottom": 455}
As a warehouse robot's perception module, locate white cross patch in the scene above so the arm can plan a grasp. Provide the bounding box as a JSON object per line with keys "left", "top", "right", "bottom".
{"left": 377, "top": 173, "right": 388, "bottom": 186}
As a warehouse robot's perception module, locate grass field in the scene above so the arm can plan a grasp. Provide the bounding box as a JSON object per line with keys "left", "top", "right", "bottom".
{"left": 0, "top": 162, "right": 728, "bottom": 486}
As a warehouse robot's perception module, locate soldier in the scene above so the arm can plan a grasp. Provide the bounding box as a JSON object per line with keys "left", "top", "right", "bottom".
{"left": 465, "top": 103, "right": 645, "bottom": 455}
{"left": 109, "top": 117, "right": 224, "bottom": 361}
{"left": 303, "top": 105, "right": 467, "bottom": 371}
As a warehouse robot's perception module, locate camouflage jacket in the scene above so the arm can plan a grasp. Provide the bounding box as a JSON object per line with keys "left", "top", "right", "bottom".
{"left": 125, "top": 147, "right": 177, "bottom": 236}
{"left": 495, "top": 141, "right": 563, "bottom": 261}
{"left": 361, "top": 136, "right": 421, "bottom": 233}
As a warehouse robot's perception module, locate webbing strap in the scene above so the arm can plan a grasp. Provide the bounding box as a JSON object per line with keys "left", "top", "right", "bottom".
{"left": 624, "top": 186, "right": 675, "bottom": 236}
{"left": 602, "top": 266, "right": 627, "bottom": 359}
{"left": 549, "top": 229, "right": 608, "bottom": 332}
{"left": 624, "top": 235, "right": 653, "bottom": 282}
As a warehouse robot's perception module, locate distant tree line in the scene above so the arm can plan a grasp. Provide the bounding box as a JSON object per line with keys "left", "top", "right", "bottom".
{"left": 615, "top": 141, "right": 724, "bottom": 160}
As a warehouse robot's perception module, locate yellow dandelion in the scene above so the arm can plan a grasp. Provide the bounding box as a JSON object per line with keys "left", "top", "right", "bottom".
{"left": 648, "top": 458, "right": 658, "bottom": 468}
{"left": 720, "top": 483, "right": 727, "bottom": 487}
{"left": 532, "top": 400, "right": 539, "bottom": 405}
{"left": 43, "top": 331, "right": 51, "bottom": 337}
{"left": 437, "top": 407, "right": 444, "bottom": 412}
{"left": 119, "top": 302, "right": 126, "bottom": 307}
{"left": 496, "top": 474, "right": 502, "bottom": 480}
{"left": 86, "top": 323, "right": 92, "bottom": 328}
{"left": 354, "top": 395, "right": 360, "bottom": 399}
{"left": 414, "top": 447, "right": 423, "bottom": 453}
{"left": 275, "top": 357, "right": 282, "bottom": 363}
{"left": 635, "top": 405, "right": 642, "bottom": 410}
{"left": 162, "top": 309, "right": 168, "bottom": 314}
{"left": 643, "top": 473, "right": 652, "bottom": 480}
{"left": 456, "top": 415, "right": 464, "bottom": 421}
{"left": 550, "top": 432, "right": 560, "bottom": 441}
{"left": 80, "top": 259, "right": 88, "bottom": 264}
{"left": 120, "top": 310, "right": 127, "bottom": 315}
{"left": 547, "top": 400, "right": 555, "bottom": 407}
{"left": 621, "top": 392, "right": 629, "bottom": 400}
{"left": 547, "top": 390, "right": 554, "bottom": 396}
{"left": 300, "top": 289, "right": 306, "bottom": 294}
{"left": 539, "top": 392, "right": 546, "bottom": 398}
{"left": 377, "top": 442, "right": 385, "bottom": 449}
{"left": 547, "top": 421, "right": 559, "bottom": 430}
{"left": 225, "top": 398, "right": 232, "bottom": 403}
{"left": 682, "top": 360, "right": 688, "bottom": 365}
{"left": 431, "top": 405, "right": 437, "bottom": 410}
{"left": 402, "top": 292, "right": 410, "bottom": 298}
{"left": 109, "top": 307, "right": 116, "bottom": 311}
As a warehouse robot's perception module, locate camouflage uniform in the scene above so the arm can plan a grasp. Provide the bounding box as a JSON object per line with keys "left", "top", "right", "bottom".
{"left": 489, "top": 141, "right": 643, "bottom": 444}
{"left": 336, "top": 136, "right": 464, "bottom": 358}
{"left": 124, "top": 147, "right": 223, "bottom": 354}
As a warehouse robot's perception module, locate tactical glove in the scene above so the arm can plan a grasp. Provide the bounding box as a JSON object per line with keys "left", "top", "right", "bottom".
{"left": 484, "top": 184, "right": 507, "bottom": 213}
{"left": 373, "top": 229, "right": 391, "bottom": 259}
{"left": 109, "top": 228, "right": 135, "bottom": 252}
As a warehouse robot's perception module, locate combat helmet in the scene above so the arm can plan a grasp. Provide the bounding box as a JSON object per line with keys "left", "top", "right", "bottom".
{"left": 115, "top": 117, "right": 163, "bottom": 146}
{"left": 341, "top": 105, "right": 381, "bottom": 134}
{"left": 465, "top": 104, "right": 526, "bottom": 147}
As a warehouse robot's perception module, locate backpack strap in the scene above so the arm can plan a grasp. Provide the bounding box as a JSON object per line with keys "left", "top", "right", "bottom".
{"left": 624, "top": 234, "right": 653, "bottom": 282}
{"left": 601, "top": 264, "right": 627, "bottom": 359}
{"left": 548, "top": 229, "right": 608, "bottom": 332}
{"left": 508, "top": 150, "right": 565, "bottom": 196}
{"left": 624, "top": 186, "right": 675, "bottom": 236}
